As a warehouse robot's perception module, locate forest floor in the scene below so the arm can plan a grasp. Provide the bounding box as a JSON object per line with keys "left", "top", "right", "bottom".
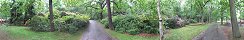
{"left": 193, "top": 23, "right": 228, "bottom": 40}
{"left": 81, "top": 20, "right": 116, "bottom": 40}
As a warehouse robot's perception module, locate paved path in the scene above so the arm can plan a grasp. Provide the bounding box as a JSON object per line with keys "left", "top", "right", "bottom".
{"left": 194, "top": 23, "right": 228, "bottom": 40}
{"left": 81, "top": 20, "right": 116, "bottom": 40}
{"left": 0, "top": 30, "right": 10, "bottom": 40}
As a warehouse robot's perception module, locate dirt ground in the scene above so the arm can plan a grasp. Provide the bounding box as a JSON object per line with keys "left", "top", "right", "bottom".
{"left": 222, "top": 25, "right": 244, "bottom": 40}
{"left": 0, "top": 30, "right": 10, "bottom": 40}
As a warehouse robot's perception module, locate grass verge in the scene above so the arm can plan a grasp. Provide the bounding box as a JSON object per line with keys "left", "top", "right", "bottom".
{"left": 0, "top": 25, "right": 83, "bottom": 40}
{"left": 106, "top": 29, "right": 159, "bottom": 40}
{"left": 106, "top": 24, "right": 209, "bottom": 40}
{"left": 164, "top": 24, "right": 209, "bottom": 40}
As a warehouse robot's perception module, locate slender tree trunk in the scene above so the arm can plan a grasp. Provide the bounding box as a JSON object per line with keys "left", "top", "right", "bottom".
{"left": 99, "top": 3, "right": 104, "bottom": 20}
{"left": 201, "top": 12, "right": 204, "bottom": 23}
{"left": 157, "top": 0, "right": 164, "bottom": 40}
{"left": 9, "top": 0, "right": 16, "bottom": 24}
{"left": 49, "top": 0, "right": 54, "bottom": 32}
{"left": 106, "top": 0, "right": 114, "bottom": 30}
{"left": 229, "top": 0, "right": 241, "bottom": 38}
{"left": 221, "top": 12, "right": 223, "bottom": 25}
{"left": 99, "top": 11, "right": 103, "bottom": 20}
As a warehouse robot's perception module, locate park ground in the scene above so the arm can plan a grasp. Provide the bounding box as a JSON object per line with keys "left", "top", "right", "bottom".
{"left": 0, "top": 21, "right": 244, "bottom": 40}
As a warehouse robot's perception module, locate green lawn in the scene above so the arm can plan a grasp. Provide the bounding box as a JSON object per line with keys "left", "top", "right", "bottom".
{"left": 106, "top": 24, "right": 209, "bottom": 40}
{"left": 106, "top": 29, "right": 159, "bottom": 40}
{"left": 164, "top": 24, "right": 209, "bottom": 40}
{"left": 0, "top": 25, "right": 83, "bottom": 40}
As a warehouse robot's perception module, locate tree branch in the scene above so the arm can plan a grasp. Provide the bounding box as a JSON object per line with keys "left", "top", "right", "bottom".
{"left": 101, "top": 0, "right": 107, "bottom": 9}
{"left": 86, "top": 6, "right": 99, "bottom": 9}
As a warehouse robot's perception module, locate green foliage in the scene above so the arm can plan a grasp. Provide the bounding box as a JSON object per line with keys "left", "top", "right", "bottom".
{"left": 101, "top": 15, "right": 159, "bottom": 34}
{"left": 28, "top": 14, "right": 90, "bottom": 33}
{"left": 240, "top": 13, "right": 244, "bottom": 20}
{"left": 28, "top": 16, "right": 49, "bottom": 31}
{"left": 0, "top": 0, "right": 11, "bottom": 18}
{"left": 102, "top": 15, "right": 142, "bottom": 34}
{"left": 54, "top": 15, "right": 90, "bottom": 33}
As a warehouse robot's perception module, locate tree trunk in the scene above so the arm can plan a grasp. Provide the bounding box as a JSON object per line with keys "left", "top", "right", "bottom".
{"left": 9, "top": 0, "right": 16, "bottom": 24}
{"left": 221, "top": 12, "right": 223, "bottom": 25}
{"left": 201, "top": 12, "right": 204, "bottom": 23}
{"left": 99, "top": 11, "right": 103, "bottom": 20}
{"left": 157, "top": 0, "right": 164, "bottom": 40}
{"left": 49, "top": 0, "right": 55, "bottom": 32}
{"left": 99, "top": 3, "right": 104, "bottom": 20}
{"left": 106, "top": 0, "right": 114, "bottom": 30}
{"left": 229, "top": 0, "right": 241, "bottom": 38}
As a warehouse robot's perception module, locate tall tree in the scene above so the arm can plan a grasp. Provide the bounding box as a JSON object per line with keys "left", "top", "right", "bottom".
{"left": 98, "top": 0, "right": 106, "bottom": 20}
{"left": 9, "top": 0, "right": 16, "bottom": 24}
{"left": 49, "top": 0, "right": 54, "bottom": 32}
{"left": 157, "top": 0, "right": 163, "bottom": 40}
{"left": 229, "top": 0, "right": 241, "bottom": 38}
{"left": 106, "top": 0, "right": 114, "bottom": 30}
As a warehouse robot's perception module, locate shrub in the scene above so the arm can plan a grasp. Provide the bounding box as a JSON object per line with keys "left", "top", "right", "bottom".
{"left": 101, "top": 15, "right": 159, "bottom": 34}
{"left": 142, "top": 20, "right": 159, "bottom": 34}
{"left": 54, "top": 15, "right": 90, "bottom": 33}
{"left": 28, "top": 14, "right": 90, "bottom": 33}
{"left": 101, "top": 15, "right": 142, "bottom": 34}
{"left": 164, "top": 17, "right": 186, "bottom": 29}
{"left": 28, "top": 16, "right": 50, "bottom": 31}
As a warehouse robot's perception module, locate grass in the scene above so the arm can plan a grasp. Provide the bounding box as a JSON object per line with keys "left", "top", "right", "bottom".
{"left": 106, "top": 29, "right": 159, "bottom": 40}
{"left": 106, "top": 24, "right": 209, "bottom": 40}
{"left": 0, "top": 25, "right": 83, "bottom": 40}
{"left": 164, "top": 24, "right": 209, "bottom": 40}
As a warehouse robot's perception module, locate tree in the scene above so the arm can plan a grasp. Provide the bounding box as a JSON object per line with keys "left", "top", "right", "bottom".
{"left": 106, "top": 0, "right": 114, "bottom": 30}
{"left": 49, "top": 0, "right": 54, "bottom": 32}
{"left": 157, "top": 0, "right": 163, "bottom": 40}
{"left": 98, "top": 0, "right": 106, "bottom": 20}
{"left": 9, "top": 0, "right": 16, "bottom": 24}
{"left": 229, "top": 0, "right": 241, "bottom": 38}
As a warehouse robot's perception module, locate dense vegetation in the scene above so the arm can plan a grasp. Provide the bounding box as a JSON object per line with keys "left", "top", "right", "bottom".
{"left": 101, "top": 15, "right": 159, "bottom": 34}
{"left": 0, "top": 0, "right": 243, "bottom": 40}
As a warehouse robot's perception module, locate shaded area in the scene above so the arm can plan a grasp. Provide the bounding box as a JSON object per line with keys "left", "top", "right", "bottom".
{"left": 81, "top": 20, "right": 116, "bottom": 40}
{"left": 193, "top": 23, "right": 227, "bottom": 40}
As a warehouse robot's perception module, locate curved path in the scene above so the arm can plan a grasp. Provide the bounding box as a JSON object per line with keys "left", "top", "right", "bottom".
{"left": 81, "top": 20, "right": 116, "bottom": 40}
{"left": 193, "top": 23, "right": 228, "bottom": 40}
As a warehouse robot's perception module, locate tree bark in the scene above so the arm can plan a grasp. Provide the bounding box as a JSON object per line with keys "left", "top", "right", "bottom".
{"left": 229, "top": 0, "right": 241, "bottom": 38}
{"left": 49, "top": 0, "right": 55, "bottom": 32}
{"left": 157, "top": 0, "right": 164, "bottom": 40}
{"left": 106, "top": 0, "right": 114, "bottom": 30}
{"left": 221, "top": 12, "right": 223, "bottom": 25}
